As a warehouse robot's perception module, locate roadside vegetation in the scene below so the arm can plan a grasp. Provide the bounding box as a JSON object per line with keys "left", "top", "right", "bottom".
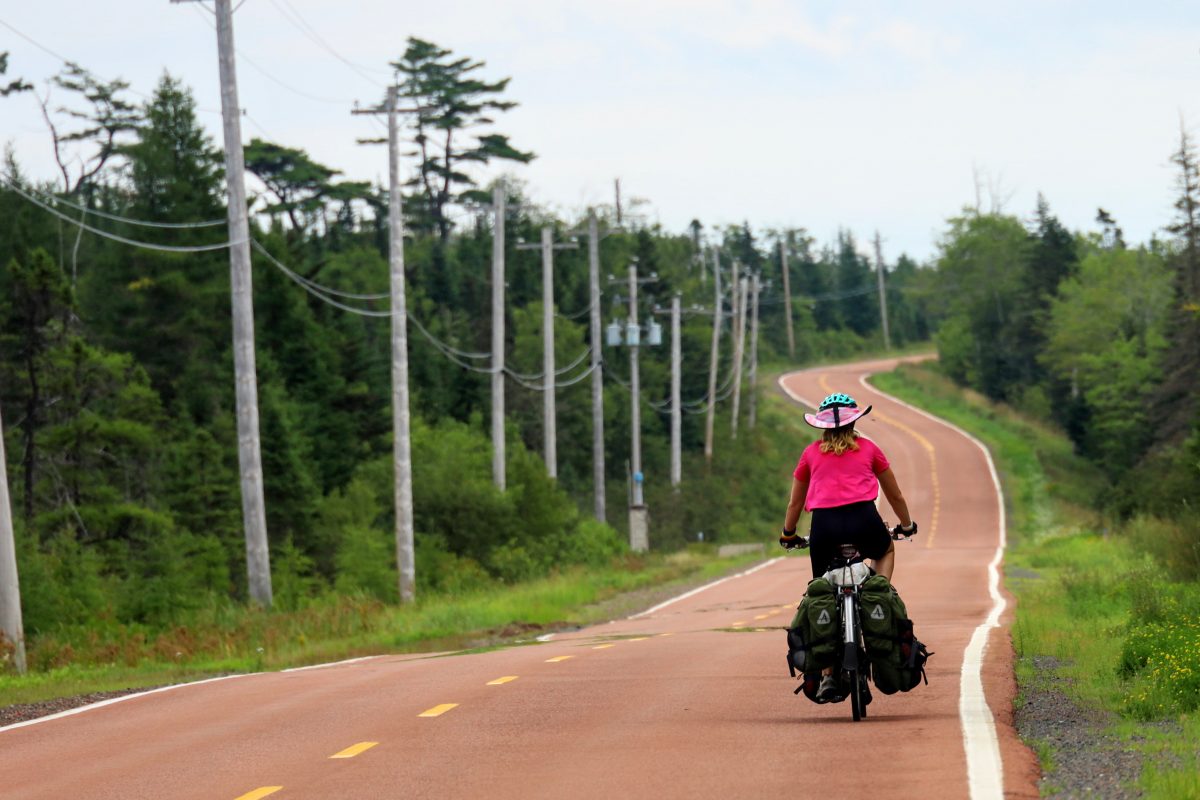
{"left": 874, "top": 362, "right": 1200, "bottom": 798}
{"left": 1, "top": 40, "right": 937, "bottom": 695}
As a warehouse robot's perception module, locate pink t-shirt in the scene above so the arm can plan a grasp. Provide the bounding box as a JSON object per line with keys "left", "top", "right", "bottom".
{"left": 793, "top": 437, "right": 890, "bottom": 511}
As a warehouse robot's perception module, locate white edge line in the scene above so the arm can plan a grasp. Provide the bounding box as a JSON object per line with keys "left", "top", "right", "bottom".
{"left": 281, "top": 655, "right": 379, "bottom": 673}
{"left": 0, "top": 672, "right": 256, "bottom": 734}
{"left": 1, "top": 653, "right": 383, "bottom": 734}
{"left": 857, "top": 372, "right": 1007, "bottom": 800}
{"left": 627, "top": 557, "right": 784, "bottom": 620}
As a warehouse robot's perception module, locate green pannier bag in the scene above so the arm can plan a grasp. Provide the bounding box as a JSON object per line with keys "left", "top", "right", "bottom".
{"left": 859, "top": 575, "right": 931, "bottom": 694}
{"left": 786, "top": 577, "right": 838, "bottom": 676}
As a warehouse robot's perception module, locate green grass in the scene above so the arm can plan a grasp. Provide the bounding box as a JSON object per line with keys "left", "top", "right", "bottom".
{"left": 872, "top": 362, "right": 1200, "bottom": 799}
{"left": 1, "top": 547, "right": 762, "bottom": 707}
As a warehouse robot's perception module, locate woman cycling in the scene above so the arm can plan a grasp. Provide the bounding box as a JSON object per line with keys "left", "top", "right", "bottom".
{"left": 779, "top": 392, "right": 916, "bottom": 581}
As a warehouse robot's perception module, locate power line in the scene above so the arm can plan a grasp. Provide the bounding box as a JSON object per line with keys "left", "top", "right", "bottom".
{"left": 250, "top": 239, "right": 388, "bottom": 300}
{"left": 266, "top": 0, "right": 390, "bottom": 87}
{"left": 187, "top": 3, "right": 353, "bottom": 107}
{"left": 506, "top": 345, "right": 592, "bottom": 381}
{"left": 11, "top": 180, "right": 225, "bottom": 228}
{"left": 0, "top": 16, "right": 222, "bottom": 114}
{"left": 506, "top": 362, "right": 598, "bottom": 391}
{"left": 1, "top": 175, "right": 239, "bottom": 252}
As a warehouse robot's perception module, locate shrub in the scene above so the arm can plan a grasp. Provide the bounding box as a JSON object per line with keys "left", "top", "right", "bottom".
{"left": 1119, "top": 612, "right": 1200, "bottom": 718}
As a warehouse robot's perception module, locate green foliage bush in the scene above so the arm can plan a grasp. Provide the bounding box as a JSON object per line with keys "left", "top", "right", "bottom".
{"left": 1119, "top": 607, "right": 1200, "bottom": 718}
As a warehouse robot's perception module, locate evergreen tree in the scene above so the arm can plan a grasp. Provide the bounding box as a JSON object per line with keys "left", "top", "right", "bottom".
{"left": 393, "top": 37, "right": 534, "bottom": 243}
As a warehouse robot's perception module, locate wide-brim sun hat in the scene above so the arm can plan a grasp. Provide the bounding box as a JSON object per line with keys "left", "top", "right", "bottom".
{"left": 804, "top": 392, "right": 872, "bottom": 430}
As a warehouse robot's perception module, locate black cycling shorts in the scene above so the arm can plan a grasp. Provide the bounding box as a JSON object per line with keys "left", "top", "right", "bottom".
{"left": 808, "top": 500, "right": 891, "bottom": 578}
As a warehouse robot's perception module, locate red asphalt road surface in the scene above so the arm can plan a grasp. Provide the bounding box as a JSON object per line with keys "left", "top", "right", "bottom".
{"left": 0, "top": 358, "right": 1039, "bottom": 800}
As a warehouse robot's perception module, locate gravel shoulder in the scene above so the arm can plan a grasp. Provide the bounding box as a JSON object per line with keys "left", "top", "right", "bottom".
{"left": 1015, "top": 656, "right": 1143, "bottom": 798}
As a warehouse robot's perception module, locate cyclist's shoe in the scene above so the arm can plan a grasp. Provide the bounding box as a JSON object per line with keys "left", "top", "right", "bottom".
{"left": 815, "top": 674, "right": 841, "bottom": 703}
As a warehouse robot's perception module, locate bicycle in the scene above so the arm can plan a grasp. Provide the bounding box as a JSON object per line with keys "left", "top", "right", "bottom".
{"left": 782, "top": 522, "right": 918, "bottom": 722}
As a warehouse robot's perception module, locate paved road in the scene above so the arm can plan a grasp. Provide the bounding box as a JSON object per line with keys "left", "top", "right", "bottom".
{"left": 0, "top": 358, "right": 1039, "bottom": 799}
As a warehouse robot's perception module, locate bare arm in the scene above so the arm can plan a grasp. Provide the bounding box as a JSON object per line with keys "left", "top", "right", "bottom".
{"left": 783, "top": 477, "right": 809, "bottom": 532}
{"left": 877, "top": 468, "right": 912, "bottom": 528}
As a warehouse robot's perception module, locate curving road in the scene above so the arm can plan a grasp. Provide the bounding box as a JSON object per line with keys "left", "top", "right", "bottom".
{"left": 0, "top": 358, "right": 1038, "bottom": 799}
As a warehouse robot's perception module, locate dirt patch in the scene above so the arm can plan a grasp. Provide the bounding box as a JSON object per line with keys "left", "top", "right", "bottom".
{"left": 1015, "top": 656, "right": 1142, "bottom": 798}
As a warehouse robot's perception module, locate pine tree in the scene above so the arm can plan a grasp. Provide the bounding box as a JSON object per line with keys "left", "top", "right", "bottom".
{"left": 393, "top": 37, "right": 534, "bottom": 243}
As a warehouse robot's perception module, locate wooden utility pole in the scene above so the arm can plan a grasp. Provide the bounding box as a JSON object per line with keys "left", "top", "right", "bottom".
{"left": 748, "top": 273, "right": 761, "bottom": 430}
{"left": 212, "top": 0, "right": 271, "bottom": 607}
{"left": 0, "top": 402, "right": 26, "bottom": 674}
{"left": 386, "top": 86, "right": 416, "bottom": 603}
{"left": 627, "top": 260, "right": 648, "bottom": 552}
{"left": 587, "top": 211, "right": 605, "bottom": 521}
{"left": 541, "top": 227, "right": 557, "bottom": 477}
{"left": 874, "top": 231, "right": 891, "bottom": 351}
{"left": 730, "top": 273, "right": 748, "bottom": 439}
{"left": 629, "top": 262, "right": 643, "bottom": 497}
{"left": 491, "top": 186, "right": 506, "bottom": 491}
{"left": 779, "top": 238, "right": 795, "bottom": 359}
{"left": 352, "top": 86, "right": 417, "bottom": 602}
{"left": 670, "top": 294, "right": 682, "bottom": 487}
{"left": 614, "top": 178, "right": 623, "bottom": 227}
{"left": 517, "top": 228, "right": 576, "bottom": 478}
{"left": 704, "top": 248, "right": 722, "bottom": 463}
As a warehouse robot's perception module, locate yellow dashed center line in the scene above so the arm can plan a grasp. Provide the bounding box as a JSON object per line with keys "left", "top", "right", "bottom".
{"left": 234, "top": 788, "right": 283, "bottom": 800}
{"left": 628, "top": 637, "right": 649, "bottom": 642}
{"left": 657, "top": 632, "right": 673, "bottom": 637}
{"left": 487, "top": 675, "right": 519, "bottom": 685}
{"left": 593, "top": 643, "right": 616, "bottom": 650}
{"left": 780, "top": 604, "right": 794, "bottom": 610}
{"left": 732, "top": 621, "right": 746, "bottom": 627}
{"left": 545, "top": 655, "right": 574, "bottom": 662}
{"left": 753, "top": 614, "right": 770, "bottom": 620}
{"left": 418, "top": 703, "right": 458, "bottom": 717}
{"left": 330, "top": 742, "right": 378, "bottom": 759}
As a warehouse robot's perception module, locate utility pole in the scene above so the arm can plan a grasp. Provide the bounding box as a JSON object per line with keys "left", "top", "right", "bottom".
{"left": 491, "top": 185, "right": 506, "bottom": 490}
{"left": 587, "top": 210, "right": 605, "bottom": 521}
{"left": 628, "top": 261, "right": 648, "bottom": 552}
{"left": 386, "top": 86, "right": 415, "bottom": 603}
{"left": 614, "top": 178, "right": 623, "bottom": 227}
{"left": 730, "top": 272, "right": 748, "bottom": 439}
{"left": 517, "top": 228, "right": 576, "bottom": 478}
{"left": 779, "top": 237, "right": 795, "bottom": 359}
{"left": 748, "top": 273, "right": 761, "bottom": 430}
{"left": 196, "top": 0, "right": 271, "bottom": 606}
{"left": 704, "top": 248, "right": 722, "bottom": 463}
{"left": 874, "top": 231, "right": 891, "bottom": 351}
{"left": 607, "top": 261, "right": 658, "bottom": 550}
{"left": 0, "top": 403, "right": 26, "bottom": 674}
{"left": 541, "top": 227, "right": 557, "bottom": 477}
{"left": 352, "top": 86, "right": 417, "bottom": 603}
{"left": 670, "top": 294, "right": 682, "bottom": 487}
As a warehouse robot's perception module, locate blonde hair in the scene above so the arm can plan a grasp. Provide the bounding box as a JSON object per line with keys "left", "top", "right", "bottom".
{"left": 819, "top": 425, "right": 860, "bottom": 456}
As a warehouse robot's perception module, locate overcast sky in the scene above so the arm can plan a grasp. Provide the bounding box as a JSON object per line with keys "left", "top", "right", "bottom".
{"left": 3, "top": 1, "right": 1199, "bottom": 261}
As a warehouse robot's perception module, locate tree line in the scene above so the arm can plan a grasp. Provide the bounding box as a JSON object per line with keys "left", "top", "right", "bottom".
{"left": 0, "top": 41, "right": 930, "bottom": 649}
{"left": 927, "top": 141, "right": 1200, "bottom": 523}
